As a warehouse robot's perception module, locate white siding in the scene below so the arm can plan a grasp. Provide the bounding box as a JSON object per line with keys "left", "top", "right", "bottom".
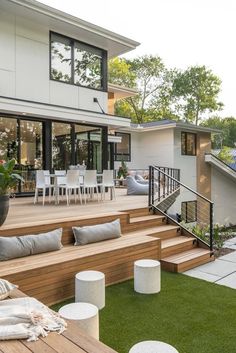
{"left": 0, "top": 10, "right": 107, "bottom": 114}
{"left": 212, "top": 168, "right": 236, "bottom": 226}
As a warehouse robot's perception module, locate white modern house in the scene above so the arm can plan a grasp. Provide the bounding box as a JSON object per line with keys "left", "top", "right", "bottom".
{"left": 0, "top": 0, "right": 235, "bottom": 227}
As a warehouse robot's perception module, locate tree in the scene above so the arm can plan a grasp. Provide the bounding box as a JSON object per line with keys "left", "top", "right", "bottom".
{"left": 109, "top": 55, "right": 172, "bottom": 123}
{"left": 172, "top": 66, "right": 223, "bottom": 125}
{"left": 201, "top": 116, "right": 236, "bottom": 148}
{"left": 217, "top": 146, "right": 234, "bottom": 164}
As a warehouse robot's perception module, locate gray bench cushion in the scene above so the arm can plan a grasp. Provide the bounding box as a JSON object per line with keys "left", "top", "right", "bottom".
{"left": 0, "top": 228, "right": 62, "bottom": 261}
{"left": 73, "top": 219, "right": 121, "bottom": 245}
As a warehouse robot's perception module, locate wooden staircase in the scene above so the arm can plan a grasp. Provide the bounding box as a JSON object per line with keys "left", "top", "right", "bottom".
{"left": 121, "top": 207, "right": 214, "bottom": 273}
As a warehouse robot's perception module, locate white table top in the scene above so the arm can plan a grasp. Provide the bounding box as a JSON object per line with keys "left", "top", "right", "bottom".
{"left": 129, "top": 341, "right": 179, "bottom": 353}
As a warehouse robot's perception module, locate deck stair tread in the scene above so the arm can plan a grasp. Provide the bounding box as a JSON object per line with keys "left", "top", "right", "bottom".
{"left": 161, "top": 248, "right": 211, "bottom": 264}
{"left": 123, "top": 225, "right": 179, "bottom": 237}
{"left": 161, "top": 236, "right": 195, "bottom": 249}
{"left": 129, "top": 215, "right": 164, "bottom": 223}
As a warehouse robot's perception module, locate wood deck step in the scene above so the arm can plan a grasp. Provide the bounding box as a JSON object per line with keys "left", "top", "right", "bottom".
{"left": 161, "top": 236, "right": 196, "bottom": 258}
{"left": 123, "top": 215, "right": 165, "bottom": 232}
{"left": 123, "top": 225, "right": 179, "bottom": 239}
{"left": 161, "top": 248, "right": 213, "bottom": 273}
{"left": 122, "top": 207, "right": 151, "bottom": 218}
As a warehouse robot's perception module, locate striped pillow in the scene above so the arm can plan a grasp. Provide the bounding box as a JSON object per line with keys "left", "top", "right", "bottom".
{"left": 0, "top": 279, "right": 18, "bottom": 300}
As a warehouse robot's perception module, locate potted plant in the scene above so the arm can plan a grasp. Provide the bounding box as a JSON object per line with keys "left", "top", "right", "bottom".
{"left": 117, "top": 159, "right": 128, "bottom": 179}
{"left": 0, "top": 159, "right": 24, "bottom": 226}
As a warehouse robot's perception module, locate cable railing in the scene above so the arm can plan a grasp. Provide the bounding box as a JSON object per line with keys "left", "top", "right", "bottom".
{"left": 148, "top": 165, "right": 214, "bottom": 252}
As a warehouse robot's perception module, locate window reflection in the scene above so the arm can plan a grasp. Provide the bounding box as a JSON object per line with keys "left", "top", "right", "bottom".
{"left": 51, "top": 34, "right": 72, "bottom": 83}
{"left": 0, "top": 117, "right": 18, "bottom": 161}
{"left": 75, "top": 125, "right": 102, "bottom": 171}
{"left": 74, "top": 43, "right": 102, "bottom": 89}
{"left": 20, "top": 120, "right": 43, "bottom": 193}
{"left": 52, "top": 122, "right": 72, "bottom": 170}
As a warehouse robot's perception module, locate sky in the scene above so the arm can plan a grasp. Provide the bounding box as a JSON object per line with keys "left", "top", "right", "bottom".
{"left": 40, "top": 0, "right": 236, "bottom": 118}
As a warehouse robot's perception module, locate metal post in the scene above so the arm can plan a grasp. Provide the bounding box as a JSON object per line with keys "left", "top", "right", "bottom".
{"left": 148, "top": 166, "right": 151, "bottom": 207}
{"left": 210, "top": 203, "right": 214, "bottom": 252}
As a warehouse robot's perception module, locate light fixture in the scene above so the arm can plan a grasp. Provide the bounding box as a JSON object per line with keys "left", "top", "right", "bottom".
{"left": 93, "top": 97, "right": 105, "bottom": 114}
{"left": 22, "top": 112, "right": 27, "bottom": 115}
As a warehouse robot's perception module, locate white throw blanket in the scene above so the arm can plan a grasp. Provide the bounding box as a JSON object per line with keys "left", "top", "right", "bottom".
{"left": 0, "top": 297, "right": 67, "bottom": 341}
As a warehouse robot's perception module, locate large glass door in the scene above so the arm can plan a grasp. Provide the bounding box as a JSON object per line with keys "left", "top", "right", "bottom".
{"left": 0, "top": 117, "right": 44, "bottom": 193}
{"left": 19, "top": 120, "right": 43, "bottom": 193}
{"left": 52, "top": 122, "right": 72, "bottom": 170}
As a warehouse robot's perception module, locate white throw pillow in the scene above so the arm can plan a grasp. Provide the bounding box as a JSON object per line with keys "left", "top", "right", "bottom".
{"left": 0, "top": 279, "right": 18, "bottom": 300}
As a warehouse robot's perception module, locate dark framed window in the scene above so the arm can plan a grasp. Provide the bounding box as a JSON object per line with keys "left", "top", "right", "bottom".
{"left": 181, "top": 132, "right": 197, "bottom": 156}
{"left": 114, "top": 132, "right": 131, "bottom": 162}
{"left": 50, "top": 32, "right": 107, "bottom": 91}
{"left": 181, "top": 201, "right": 197, "bottom": 223}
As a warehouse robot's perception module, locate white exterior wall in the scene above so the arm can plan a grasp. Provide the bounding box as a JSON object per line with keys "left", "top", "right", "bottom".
{"left": 123, "top": 128, "right": 174, "bottom": 170}
{"left": 0, "top": 10, "right": 107, "bottom": 113}
{"left": 211, "top": 168, "right": 236, "bottom": 226}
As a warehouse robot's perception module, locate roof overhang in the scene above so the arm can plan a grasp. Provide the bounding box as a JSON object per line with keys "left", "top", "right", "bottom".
{"left": 0, "top": 96, "right": 131, "bottom": 129}
{"left": 108, "top": 83, "right": 138, "bottom": 99}
{"left": 119, "top": 121, "right": 221, "bottom": 133}
{"left": 1, "top": 0, "right": 140, "bottom": 58}
{"left": 205, "top": 154, "right": 236, "bottom": 182}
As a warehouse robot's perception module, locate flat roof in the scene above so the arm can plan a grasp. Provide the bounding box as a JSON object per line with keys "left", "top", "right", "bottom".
{"left": 129, "top": 120, "right": 221, "bottom": 134}
{"left": 2, "top": 0, "right": 140, "bottom": 58}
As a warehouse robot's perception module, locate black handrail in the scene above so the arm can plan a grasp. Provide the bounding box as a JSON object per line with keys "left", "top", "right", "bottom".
{"left": 149, "top": 165, "right": 214, "bottom": 252}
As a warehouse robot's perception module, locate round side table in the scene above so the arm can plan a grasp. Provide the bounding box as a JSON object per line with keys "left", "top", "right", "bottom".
{"left": 75, "top": 270, "right": 105, "bottom": 309}
{"left": 129, "top": 340, "right": 179, "bottom": 353}
{"left": 134, "top": 259, "right": 161, "bottom": 294}
{"left": 59, "top": 302, "right": 99, "bottom": 339}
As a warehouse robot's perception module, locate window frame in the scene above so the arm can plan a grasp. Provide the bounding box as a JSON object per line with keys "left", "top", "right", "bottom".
{"left": 114, "top": 132, "right": 131, "bottom": 162}
{"left": 181, "top": 132, "right": 197, "bottom": 156}
{"left": 50, "top": 31, "right": 108, "bottom": 92}
{"left": 181, "top": 200, "right": 197, "bottom": 223}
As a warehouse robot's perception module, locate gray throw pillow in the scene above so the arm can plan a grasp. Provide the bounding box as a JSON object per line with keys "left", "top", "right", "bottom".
{"left": 73, "top": 219, "right": 121, "bottom": 245}
{"left": 0, "top": 228, "right": 63, "bottom": 261}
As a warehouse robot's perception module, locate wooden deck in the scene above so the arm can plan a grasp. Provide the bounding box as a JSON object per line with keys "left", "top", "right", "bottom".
{"left": 4, "top": 188, "right": 147, "bottom": 229}
{"left": 0, "top": 289, "right": 118, "bottom": 353}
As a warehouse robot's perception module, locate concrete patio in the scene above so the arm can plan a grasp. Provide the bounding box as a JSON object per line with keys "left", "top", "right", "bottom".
{"left": 184, "top": 248, "right": 236, "bottom": 290}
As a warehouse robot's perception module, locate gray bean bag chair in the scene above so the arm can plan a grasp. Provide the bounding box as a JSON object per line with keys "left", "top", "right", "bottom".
{"left": 126, "top": 176, "right": 149, "bottom": 195}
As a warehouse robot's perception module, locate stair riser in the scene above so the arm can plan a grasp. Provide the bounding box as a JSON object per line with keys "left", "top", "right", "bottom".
{"left": 128, "top": 209, "right": 151, "bottom": 218}
{"left": 123, "top": 218, "right": 164, "bottom": 232}
{"left": 161, "top": 240, "right": 197, "bottom": 258}
{"left": 148, "top": 229, "right": 179, "bottom": 240}
{"left": 161, "top": 254, "right": 213, "bottom": 273}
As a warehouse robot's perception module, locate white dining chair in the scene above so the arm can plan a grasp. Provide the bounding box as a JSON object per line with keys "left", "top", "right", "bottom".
{"left": 101, "top": 170, "right": 116, "bottom": 200}
{"left": 34, "top": 170, "right": 52, "bottom": 206}
{"left": 82, "top": 170, "right": 99, "bottom": 204}
{"left": 59, "top": 170, "right": 82, "bottom": 205}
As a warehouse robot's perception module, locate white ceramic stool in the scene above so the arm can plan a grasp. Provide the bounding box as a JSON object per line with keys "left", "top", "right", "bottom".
{"left": 134, "top": 259, "right": 161, "bottom": 294}
{"left": 129, "top": 340, "right": 179, "bottom": 353}
{"left": 59, "top": 302, "right": 99, "bottom": 339}
{"left": 75, "top": 270, "right": 105, "bottom": 309}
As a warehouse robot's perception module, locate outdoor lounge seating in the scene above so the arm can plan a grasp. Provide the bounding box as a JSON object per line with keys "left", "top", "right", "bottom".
{"left": 126, "top": 175, "right": 149, "bottom": 195}
{"left": 0, "top": 212, "right": 160, "bottom": 305}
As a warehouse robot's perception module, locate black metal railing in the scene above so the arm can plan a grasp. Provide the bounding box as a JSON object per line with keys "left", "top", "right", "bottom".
{"left": 149, "top": 165, "right": 214, "bottom": 252}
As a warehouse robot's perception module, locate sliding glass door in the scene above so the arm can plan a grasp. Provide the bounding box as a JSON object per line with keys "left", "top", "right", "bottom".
{"left": 0, "top": 116, "right": 43, "bottom": 193}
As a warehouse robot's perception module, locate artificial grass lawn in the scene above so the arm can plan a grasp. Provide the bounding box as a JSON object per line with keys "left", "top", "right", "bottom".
{"left": 52, "top": 271, "right": 236, "bottom": 353}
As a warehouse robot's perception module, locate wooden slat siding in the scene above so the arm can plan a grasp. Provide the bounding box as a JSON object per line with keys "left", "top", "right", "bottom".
{"left": 1, "top": 289, "right": 118, "bottom": 353}
{"left": 0, "top": 212, "right": 129, "bottom": 245}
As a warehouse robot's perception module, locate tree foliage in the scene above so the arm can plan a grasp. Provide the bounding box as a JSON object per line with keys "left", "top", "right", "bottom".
{"left": 109, "top": 57, "right": 225, "bottom": 126}
{"left": 172, "top": 66, "right": 223, "bottom": 125}
{"left": 201, "top": 116, "right": 236, "bottom": 148}
{"left": 216, "top": 146, "right": 234, "bottom": 164}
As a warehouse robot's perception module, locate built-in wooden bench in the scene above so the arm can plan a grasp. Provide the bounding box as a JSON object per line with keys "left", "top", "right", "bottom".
{"left": 0, "top": 212, "right": 161, "bottom": 305}
{"left": 0, "top": 289, "right": 118, "bottom": 353}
